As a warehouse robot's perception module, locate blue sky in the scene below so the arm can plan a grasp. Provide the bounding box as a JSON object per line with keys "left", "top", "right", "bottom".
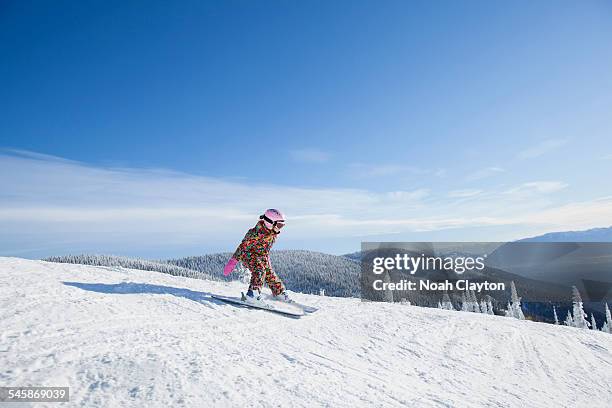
{"left": 1, "top": 1, "right": 612, "bottom": 258}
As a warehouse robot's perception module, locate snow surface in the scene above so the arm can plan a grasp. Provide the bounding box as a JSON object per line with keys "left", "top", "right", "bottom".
{"left": 1, "top": 257, "right": 611, "bottom": 408}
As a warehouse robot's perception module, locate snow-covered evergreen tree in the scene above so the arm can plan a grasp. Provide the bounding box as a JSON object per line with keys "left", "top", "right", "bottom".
{"left": 479, "top": 299, "right": 486, "bottom": 314}
{"left": 470, "top": 290, "right": 480, "bottom": 313}
{"left": 602, "top": 303, "right": 611, "bottom": 334}
{"left": 440, "top": 292, "right": 454, "bottom": 311}
{"left": 382, "top": 271, "right": 393, "bottom": 302}
{"left": 466, "top": 290, "right": 473, "bottom": 312}
{"left": 487, "top": 297, "right": 495, "bottom": 315}
{"left": 564, "top": 311, "right": 574, "bottom": 327}
{"left": 505, "top": 281, "right": 525, "bottom": 320}
{"left": 510, "top": 281, "right": 525, "bottom": 320}
{"left": 553, "top": 306, "right": 559, "bottom": 325}
{"left": 505, "top": 302, "right": 513, "bottom": 318}
{"left": 571, "top": 286, "right": 590, "bottom": 329}
{"left": 460, "top": 290, "right": 480, "bottom": 313}
{"left": 461, "top": 291, "right": 470, "bottom": 312}
{"left": 590, "top": 314, "right": 597, "bottom": 331}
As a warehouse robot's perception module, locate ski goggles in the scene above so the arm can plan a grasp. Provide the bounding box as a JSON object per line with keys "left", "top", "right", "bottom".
{"left": 260, "top": 214, "right": 285, "bottom": 229}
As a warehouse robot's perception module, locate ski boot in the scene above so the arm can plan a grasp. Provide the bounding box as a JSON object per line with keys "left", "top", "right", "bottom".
{"left": 275, "top": 291, "right": 294, "bottom": 304}
{"left": 242, "top": 289, "right": 265, "bottom": 305}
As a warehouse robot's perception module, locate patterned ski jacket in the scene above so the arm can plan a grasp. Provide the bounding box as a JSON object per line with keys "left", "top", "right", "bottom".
{"left": 232, "top": 220, "right": 278, "bottom": 264}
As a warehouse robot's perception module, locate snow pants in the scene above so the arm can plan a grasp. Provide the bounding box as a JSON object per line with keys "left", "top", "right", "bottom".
{"left": 245, "top": 256, "right": 284, "bottom": 296}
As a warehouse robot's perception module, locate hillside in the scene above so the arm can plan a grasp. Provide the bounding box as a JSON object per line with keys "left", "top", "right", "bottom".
{"left": 45, "top": 254, "right": 215, "bottom": 280}
{"left": 46, "top": 251, "right": 361, "bottom": 298}
{"left": 163, "top": 249, "right": 361, "bottom": 297}
{"left": 1, "top": 257, "right": 611, "bottom": 407}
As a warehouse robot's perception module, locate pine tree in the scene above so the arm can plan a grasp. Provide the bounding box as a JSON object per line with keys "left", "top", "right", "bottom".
{"left": 505, "top": 302, "right": 513, "bottom": 318}
{"left": 487, "top": 300, "right": 494, "bottom": 315}
{"left": 571, "top": 286, "right": 590, "bottom": 329}
{"left": 470, "top": 290, "right": 480, "bottom": 313}
{"left": 382, "top": 271, "right": 393, "bottom": 303}
{"left": 480, "top": 299, "right": 488, "bottom": 314}
{"left": 504, "top": 281, "right": 524, "bottom": 320}
{"left": 553, "top": 306, "right": 559, "bottom": 325}
{"left": 441, "top": 292, "right": 454, "bottom": 311}
{"left": 564, "top": 310, "right": 574, "bottom": 327}
{"left": 509, "top": 281, "right": 525, "bottom": 320}
{"left": 602, "top": 303, "right": 612, "bottom": 334}
{"left": 590, "top": 314, "right": 597, "bottom": 331}
{"left": 466, "top": 290, "right": 474, "bottom": 312}
{"left": 461, "top": 291, "right": 470, "bottom": 312}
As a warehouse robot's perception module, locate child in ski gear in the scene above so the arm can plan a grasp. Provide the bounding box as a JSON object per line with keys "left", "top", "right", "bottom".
{"left": 223, "top": 209, "right": 288, "bottom": 299}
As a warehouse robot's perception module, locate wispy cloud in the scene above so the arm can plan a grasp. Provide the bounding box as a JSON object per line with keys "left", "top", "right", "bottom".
{"left": 448, "top": 189, "right": 483, "bottom": 198}
{"left": 0, "top": 151, "right": 609, "bottom": 257}
{"left": 503, "top": 181, "right": 568, "bottom": 196}
{"left": 517, "top": 138, "right": 568, "bottom": 159}
{"left": 465, "top": 167, "right": 504, "bottom": 182}
{"left": 385, "top": 190, "right": 429, "bottom": 201}
{"left": 600, "top": 153, "right": 612, "bottom": 161}
{"left": 351, "top": 163, "right": 421, "bottom": 177}
{"left": 289, "top": 148, "right": 330, "bottom": 163}
{"left": 349, "top": 163, "right": 436, "bottom": 178}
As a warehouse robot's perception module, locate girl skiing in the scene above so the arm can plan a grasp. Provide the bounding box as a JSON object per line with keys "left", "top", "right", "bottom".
{"left": 223, "top": 209, "right": 289, "bottom": 303}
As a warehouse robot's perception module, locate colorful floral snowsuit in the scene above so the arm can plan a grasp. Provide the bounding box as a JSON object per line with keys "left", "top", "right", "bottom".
{"left": 233, "top": 220, "right": 284, "bottom": 296}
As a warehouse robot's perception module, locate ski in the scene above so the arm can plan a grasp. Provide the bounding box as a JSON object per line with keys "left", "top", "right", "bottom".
{"left": 211, "top": 294, "right": 305, "bottom": 317}
{"left": 263, "top": 295, "right": 318, "bottom": 314}
{"left": 287, "top": 301, "right": 318, "bottom": 314}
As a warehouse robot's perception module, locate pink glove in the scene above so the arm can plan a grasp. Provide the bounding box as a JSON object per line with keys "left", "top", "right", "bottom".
{"left": 223, "top": 257, "right": 238, "bottom": 276}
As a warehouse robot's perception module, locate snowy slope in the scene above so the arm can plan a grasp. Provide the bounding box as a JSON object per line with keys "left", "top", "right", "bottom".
{"left": 1, "top": 258, "right": 611, "bottom": 408}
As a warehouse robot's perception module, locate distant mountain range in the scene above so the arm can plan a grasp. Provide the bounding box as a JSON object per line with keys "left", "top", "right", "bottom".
{"left": 342, "top": 227, "right": 612, "bottom": 260}
{"left": 519, "top": 226, "right": 612, "bottom": 242}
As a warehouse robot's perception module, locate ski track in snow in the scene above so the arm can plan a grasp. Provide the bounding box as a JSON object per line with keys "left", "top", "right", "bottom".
{"left": 1, "top": 257, "right": 611, "bottom": 408}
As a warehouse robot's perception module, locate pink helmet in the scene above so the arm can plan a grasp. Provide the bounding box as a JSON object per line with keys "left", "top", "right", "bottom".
{"left": 260, "top": 209, "right": 286, "bottom": 232}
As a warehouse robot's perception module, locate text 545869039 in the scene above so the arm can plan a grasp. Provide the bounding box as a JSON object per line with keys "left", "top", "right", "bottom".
{"left": 0, "top": 387, "right": 69, "bottom": 402}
